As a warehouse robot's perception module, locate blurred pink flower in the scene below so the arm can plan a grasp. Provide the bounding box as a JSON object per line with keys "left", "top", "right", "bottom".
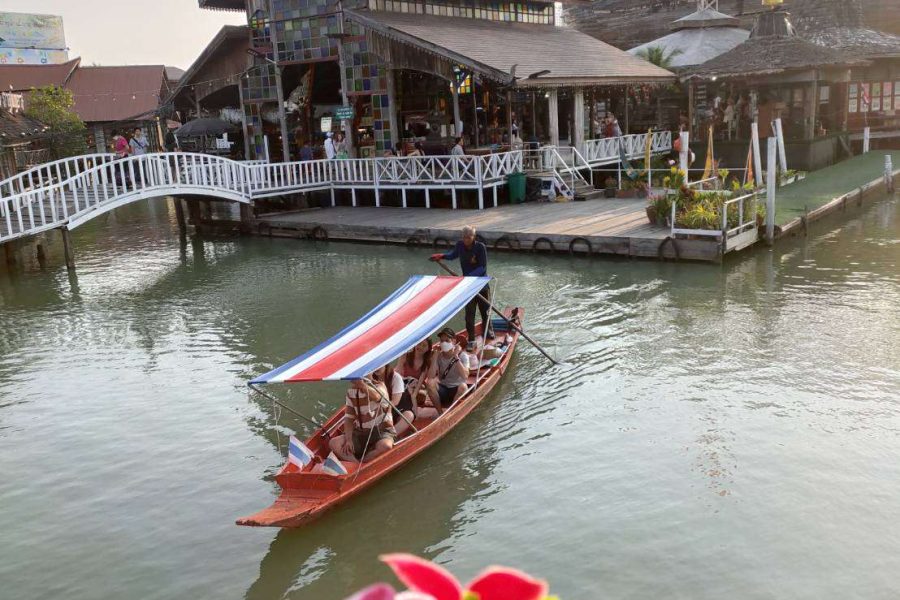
{"left": 381, "top": 554, "right": 548, "bottom": 600}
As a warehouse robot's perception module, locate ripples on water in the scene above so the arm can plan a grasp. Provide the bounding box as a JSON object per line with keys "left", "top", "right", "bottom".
{"left": 0, "top": 197, "right": 898, "bottom": 599}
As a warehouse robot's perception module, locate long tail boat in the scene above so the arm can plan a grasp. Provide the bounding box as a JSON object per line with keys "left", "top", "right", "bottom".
{"left": 238, "top": 275, "right": 521, "bottom": 528}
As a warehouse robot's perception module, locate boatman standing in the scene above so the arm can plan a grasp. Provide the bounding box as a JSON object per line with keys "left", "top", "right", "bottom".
{"left": 430, "top": 225, "right": 493, "bottom": 349}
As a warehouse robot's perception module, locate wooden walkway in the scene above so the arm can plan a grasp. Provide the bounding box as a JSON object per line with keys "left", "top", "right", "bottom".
{"left": 256, "top": 200, "right": 723, "bottom": 261}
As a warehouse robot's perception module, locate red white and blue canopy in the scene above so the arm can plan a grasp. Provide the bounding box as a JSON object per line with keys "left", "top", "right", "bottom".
{"left": 251, "top": 275, "right": 491, "bottom": 384}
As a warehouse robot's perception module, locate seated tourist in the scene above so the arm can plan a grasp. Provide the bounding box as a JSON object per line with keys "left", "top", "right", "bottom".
{"left": 329, "top": 370, "right": 396, "bottom": 463}
{"left": 398, "top": 337, "right": 439, "bottom": 421}
{"left": 426, "top": 327, "right": 470, "bottom": 415}
{"left": 379, "top": 363, "right": 416, "bottom": 437}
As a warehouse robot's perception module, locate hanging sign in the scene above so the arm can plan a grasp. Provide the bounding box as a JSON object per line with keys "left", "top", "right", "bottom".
{"left": 335, "top": 106, "right": 354, "bottom": 120}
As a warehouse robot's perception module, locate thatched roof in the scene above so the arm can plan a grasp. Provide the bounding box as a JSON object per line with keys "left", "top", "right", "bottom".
{"left": 790, "top": 0, "right": 900, "bottom": 58}
{"left": 684, "top": 34, "right": 866, "bottom": 80}
{"left": 683, "top": 10, "right": 868, "bottom": 80}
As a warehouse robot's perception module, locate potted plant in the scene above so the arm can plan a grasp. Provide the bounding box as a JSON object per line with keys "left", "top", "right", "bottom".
{"left": 647, "top": 194, "right": 671, "bottom": 226}
{"left": 604, "top": 176, "right": 617, "bottom": 198}
{"left": 634, "top": 180, "right": 649, "bottom": 199}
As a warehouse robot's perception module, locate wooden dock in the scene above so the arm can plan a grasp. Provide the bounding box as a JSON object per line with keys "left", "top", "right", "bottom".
{"left": 254, "top": 199, "right": 724, "bottom": 262}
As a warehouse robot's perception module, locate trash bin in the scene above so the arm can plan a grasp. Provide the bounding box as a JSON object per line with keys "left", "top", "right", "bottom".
{"left": 507, "top": 171, "right": 526, "bottom": 203}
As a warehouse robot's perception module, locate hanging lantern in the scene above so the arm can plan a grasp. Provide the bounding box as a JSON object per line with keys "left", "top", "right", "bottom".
{"left": 762, "top": 0, "right": 783, "bottom": 6}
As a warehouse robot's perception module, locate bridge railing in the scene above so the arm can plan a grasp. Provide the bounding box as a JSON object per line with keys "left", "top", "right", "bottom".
{"left": 0, "top": 153, "right": 116, "bottom": 206}
{"left": 0, "top": 150, "right": 527, "bottom": 242}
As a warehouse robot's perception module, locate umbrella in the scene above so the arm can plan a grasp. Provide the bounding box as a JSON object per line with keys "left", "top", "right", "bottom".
{"left": 174, "top": 118, "right": 238, "bottom": 137}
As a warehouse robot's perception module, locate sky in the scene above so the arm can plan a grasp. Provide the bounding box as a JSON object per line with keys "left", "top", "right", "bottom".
{"left": 2, "top": 0, "right": 245, "bottom": 70}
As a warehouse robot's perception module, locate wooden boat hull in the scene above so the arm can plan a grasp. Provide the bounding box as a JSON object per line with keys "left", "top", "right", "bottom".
{"left": 237, "top": 308, "right": 522, "bottom": 528}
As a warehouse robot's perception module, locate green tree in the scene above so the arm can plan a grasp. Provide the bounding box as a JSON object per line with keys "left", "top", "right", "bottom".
{"left": 635, "top": 46, "right": 683, "bottom": 70}
{"left": 25, "top": 85, "right": 88, "bottom": 158}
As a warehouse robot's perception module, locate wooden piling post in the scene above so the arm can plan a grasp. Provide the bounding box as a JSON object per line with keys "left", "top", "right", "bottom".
{"left": 36, "top": 242, "right": 47, "bottom": 268}
{"left": 61, "top": 227, "right": 75, "bottom": 270}
{"left": 173, "top": 197, "right": 187, "bottom": 234}
{"left": 4, "top": 242, "right": 16, "bottom": 267}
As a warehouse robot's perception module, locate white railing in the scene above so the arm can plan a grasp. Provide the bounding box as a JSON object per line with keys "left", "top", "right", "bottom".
{"left": 0, "top": 150, "right": 526, "bottom": 243}
{"left": 0, "top": 153, "right": 116, "bottom": 203}
{"left": 669, "top": 192, "right": 757, "bottom": 240}
{"left": 582, "top": 131, "right": 672, "bottom": 166}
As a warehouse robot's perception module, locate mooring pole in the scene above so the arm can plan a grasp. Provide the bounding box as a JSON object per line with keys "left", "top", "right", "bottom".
{"left": 863, "top": 127, "right": 871, "bottom": 154}
{"left": 766, "top": 137, "right": 777, "bottom": 244}
{"left": 60, "top": 227, "right": 76, "bottom": 270}
{"left": 886, "top": 155, "right": 895, "bottom": 194}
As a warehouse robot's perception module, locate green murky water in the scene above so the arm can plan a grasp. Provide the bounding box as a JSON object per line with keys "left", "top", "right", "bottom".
{"left": 1, "top": 196, "right": 898, "bottom": 599}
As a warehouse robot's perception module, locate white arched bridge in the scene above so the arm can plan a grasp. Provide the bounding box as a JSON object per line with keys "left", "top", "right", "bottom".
{"left": 0, "top": 131, "right": 671, "bottom": 246}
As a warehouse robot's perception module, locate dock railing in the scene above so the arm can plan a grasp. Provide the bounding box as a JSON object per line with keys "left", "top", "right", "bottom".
{"left": 669, "top": 191, "right": 758, "bottom": 251}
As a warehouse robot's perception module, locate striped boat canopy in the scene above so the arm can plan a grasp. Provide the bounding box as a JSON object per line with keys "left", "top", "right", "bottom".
{"left": 251, "top": 275, "right": 491, "bottom": 384}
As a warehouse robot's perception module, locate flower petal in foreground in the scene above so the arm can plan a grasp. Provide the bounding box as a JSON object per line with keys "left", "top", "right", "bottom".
{"left": 346, "top": 583, "right": 396, "bottom": 600}
{"left": 466, "top": 567, "right": 548, "bottom": 600}
{"left": 381, "top": 554, "right": 463, "bottom": 600}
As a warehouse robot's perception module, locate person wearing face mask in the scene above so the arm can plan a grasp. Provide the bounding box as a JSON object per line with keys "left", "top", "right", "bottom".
{"left": 425, "top": 327, "right": 470, "bottom": 415}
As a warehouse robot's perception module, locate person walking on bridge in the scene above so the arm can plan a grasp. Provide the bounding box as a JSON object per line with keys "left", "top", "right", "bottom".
{"left": 430, "top": 225, "right": 493, "bottom": 349}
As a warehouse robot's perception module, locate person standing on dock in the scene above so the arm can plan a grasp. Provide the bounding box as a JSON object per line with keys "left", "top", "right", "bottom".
{"left": 430, "top": 225, "right": 493, "bottom": 349}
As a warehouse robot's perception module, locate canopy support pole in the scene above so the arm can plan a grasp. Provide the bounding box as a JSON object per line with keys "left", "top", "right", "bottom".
{"left": 249, "top": 384, "right": 327, "bottom": 433}
{"left": 435, "top": 260, "right": 559, "bottom": 365}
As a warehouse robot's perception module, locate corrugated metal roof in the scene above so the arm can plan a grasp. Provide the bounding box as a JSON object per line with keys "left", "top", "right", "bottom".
{"left": 0, "top": 58, "right": 81, "bottom": 93}
{"left": 347, "top": 10, "right": 674, "bottom": 87}
{"left": 67, "top": 65, "right": 167, "bottom": 123}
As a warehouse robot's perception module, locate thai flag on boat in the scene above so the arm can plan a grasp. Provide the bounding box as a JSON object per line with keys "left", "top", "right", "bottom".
{"left": 322, "top": 452, "right": 349, "bottom": 476}
{"left": 250, "top": 276, "right": 491, "bottom": 383}
{"left": 288, "top": 436, "right": 314, "bottom": 469}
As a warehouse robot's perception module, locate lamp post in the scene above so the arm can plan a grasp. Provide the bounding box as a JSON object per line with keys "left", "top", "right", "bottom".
{"left": 247, "top": 48, "right": 290, "bottom": 163}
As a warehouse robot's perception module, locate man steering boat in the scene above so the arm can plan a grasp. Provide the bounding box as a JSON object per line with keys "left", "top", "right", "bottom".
{"left": 430, "top": 225, "right": 493, "bottom": 350}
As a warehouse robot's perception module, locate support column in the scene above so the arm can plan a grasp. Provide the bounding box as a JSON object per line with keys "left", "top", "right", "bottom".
{"left": 548, "top": 89, "right": 560, "bottom": 147}
{"left": 573, "top": 88, "right": 585, "bottom": 153}
{"left": 451, "top": 81, "right": 462, "bottom": 137}
{"left": 267, "top": 0, "right": 291, "bottom": 162}
{"left": 807, "top": 79, "right": 819, "bottom": 141}
{"left": 60, "top": 227, "right": 75, "bottom": 271}
{"left": 623, "top": 86, "right": 630, "bottom": 134}
{"left": 238, "top": 79, "right": 251, "bottom": 160}
{"left": 386, "top": 68, "right": 400, "bottom": 152}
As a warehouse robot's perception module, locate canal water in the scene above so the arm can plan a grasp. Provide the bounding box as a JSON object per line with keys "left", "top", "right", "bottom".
{"left": 1, "top": 196, "right": 898, "bottom": 600}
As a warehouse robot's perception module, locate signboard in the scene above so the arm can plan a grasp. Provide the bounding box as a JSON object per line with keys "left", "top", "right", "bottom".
{"left": 320, "top": 117, "right": 333, "bottom": 133}
{"left": 0, "top": 12, "right": 68, "bottom": 65}
{"left": 335, "top": 106, "right": 354, "bottom": 121}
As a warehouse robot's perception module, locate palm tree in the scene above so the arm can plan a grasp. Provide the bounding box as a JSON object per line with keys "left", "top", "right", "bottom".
{"left": 635, "top": 46, "right": 684, "bottom": 69}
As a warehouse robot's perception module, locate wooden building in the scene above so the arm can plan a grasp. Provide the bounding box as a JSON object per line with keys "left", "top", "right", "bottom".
{"left": 198, "top": 0, "right": 674, "bottom": 161}
{"left": 682, "top": 7, "right": 867, "bottom": 170}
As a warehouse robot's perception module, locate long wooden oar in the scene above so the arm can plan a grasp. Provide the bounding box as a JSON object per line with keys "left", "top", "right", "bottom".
{"left": 435, "top": 260, "right": 559, "bottom": 366}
